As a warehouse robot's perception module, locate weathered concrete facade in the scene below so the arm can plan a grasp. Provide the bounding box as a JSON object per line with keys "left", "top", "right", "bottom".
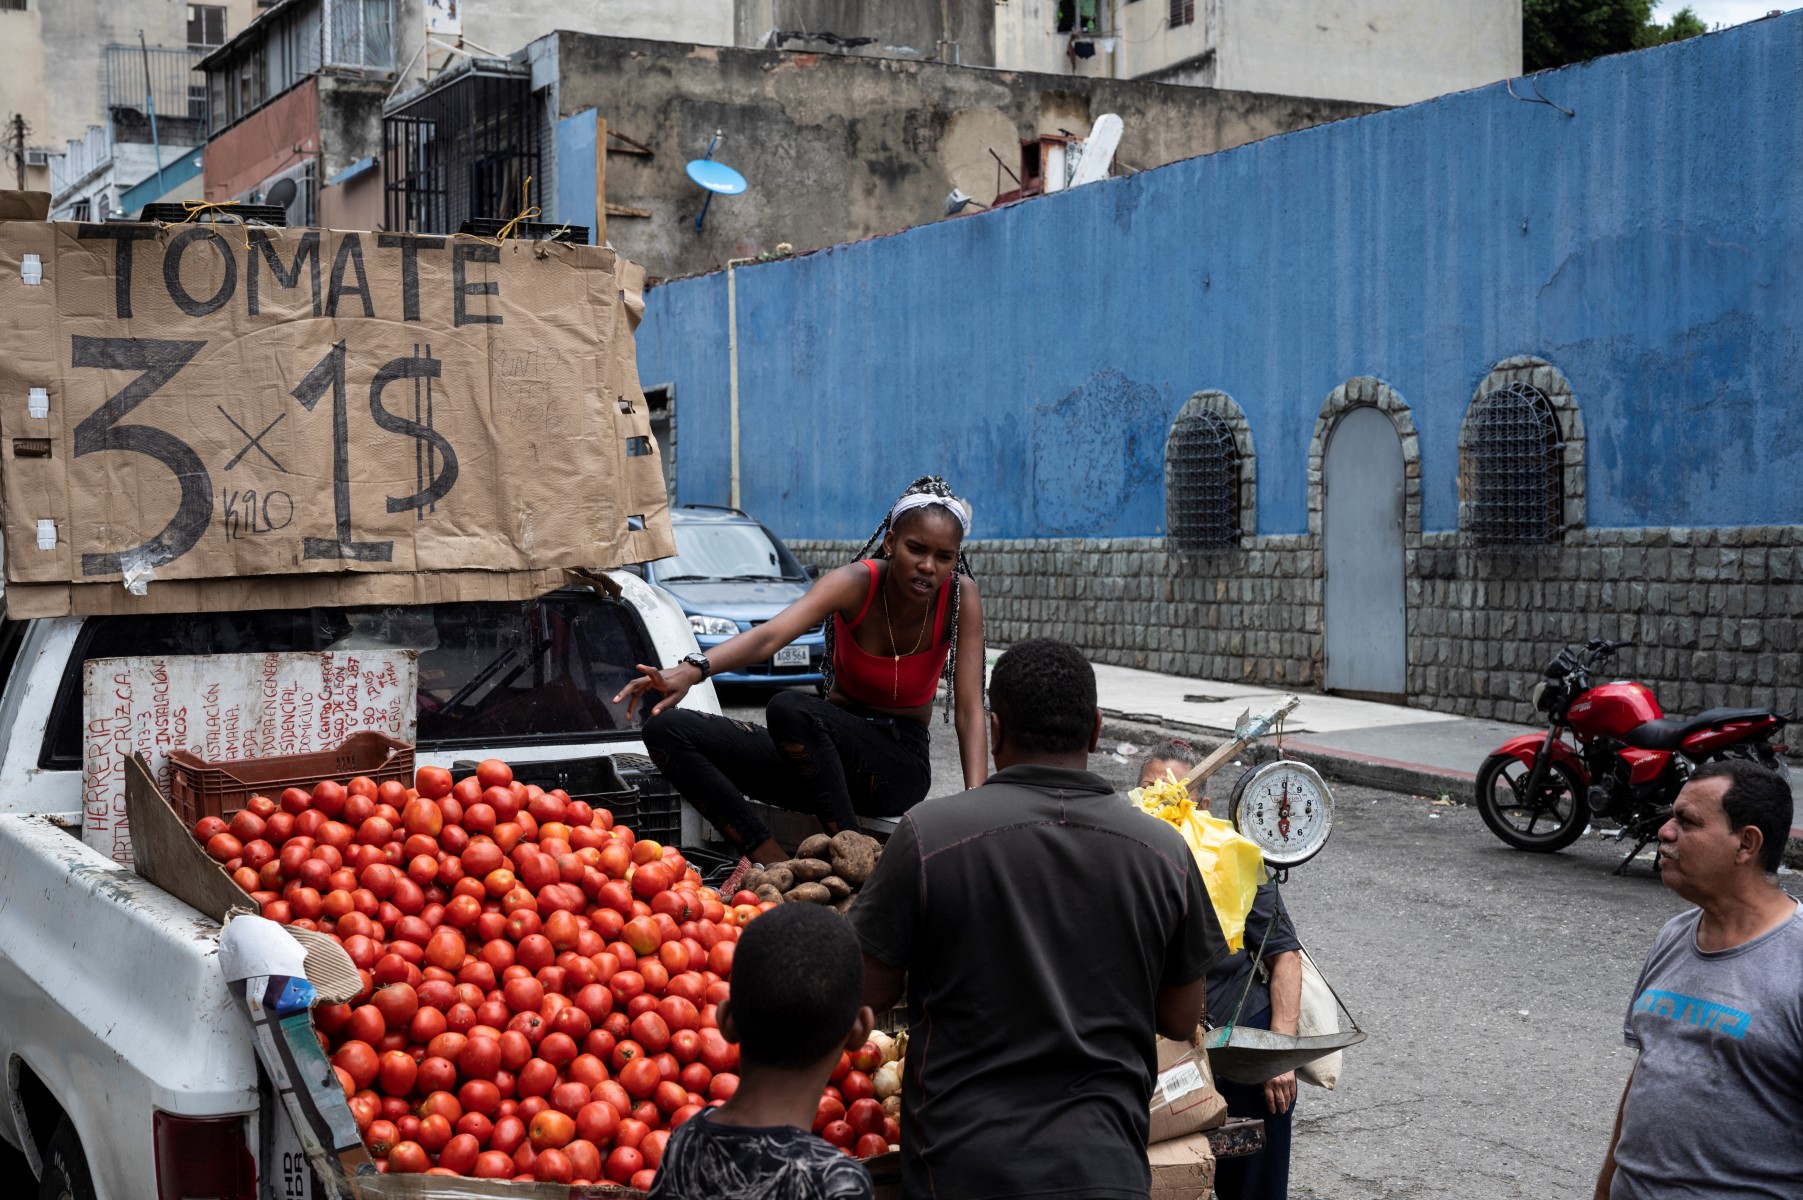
{"left": 545, "top": 32, "right": 1376, "bottom": 279}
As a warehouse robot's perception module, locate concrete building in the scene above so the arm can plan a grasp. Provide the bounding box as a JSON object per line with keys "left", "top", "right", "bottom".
{"left": 0, "top": 0, "right": 256, "bottom": 210}
{"left": 199, "top": 0, "right": 729, "bottom": 228}
{"left": 384, "top": 31, "right": 1375, "bottom": 278}
{"left": 636, "top": 14, "right": 1803, "bottom": 732}
{"left": 736, "top": 0, "right": 1523, "bottom": 107}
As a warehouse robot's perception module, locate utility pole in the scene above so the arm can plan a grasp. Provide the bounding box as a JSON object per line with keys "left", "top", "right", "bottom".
{"left": 138, "top": 30, "right": 166, "bottom": 200}
{"left": 8, "top": 113, "right": 27, "bottom": 192}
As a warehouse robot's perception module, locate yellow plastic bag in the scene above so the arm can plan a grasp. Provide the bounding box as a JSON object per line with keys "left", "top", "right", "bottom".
{"left": 1131, "top": 776, "right": 1265, "bottom": 952}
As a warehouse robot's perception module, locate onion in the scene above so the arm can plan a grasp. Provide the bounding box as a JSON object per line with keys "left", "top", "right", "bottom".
{"left": 873, "top": 1062, "right": 903, "bottom": 1101}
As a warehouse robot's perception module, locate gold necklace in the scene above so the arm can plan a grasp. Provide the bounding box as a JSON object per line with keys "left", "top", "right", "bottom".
{"left": 880, "top": 572, "right": 933, "bottom": 701}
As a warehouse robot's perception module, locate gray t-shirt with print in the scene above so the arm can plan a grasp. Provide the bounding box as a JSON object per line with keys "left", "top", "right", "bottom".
{"left": 1612, "top": 900, "right": 1803, "bottom": 1200}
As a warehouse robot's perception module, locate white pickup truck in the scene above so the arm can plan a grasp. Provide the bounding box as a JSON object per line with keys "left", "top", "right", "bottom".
{"left": 0, "top": 573, "right": 714, "bottom": 1200}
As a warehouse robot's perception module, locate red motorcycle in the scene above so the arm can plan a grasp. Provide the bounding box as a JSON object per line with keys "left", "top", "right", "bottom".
{"left": 1476, "top": 639, "right": 1789, "bottom": 872}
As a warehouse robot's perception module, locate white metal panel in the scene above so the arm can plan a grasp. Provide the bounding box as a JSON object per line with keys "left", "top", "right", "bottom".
{"left": 1323, "top": 405, "right": 1407, "bottom": 695}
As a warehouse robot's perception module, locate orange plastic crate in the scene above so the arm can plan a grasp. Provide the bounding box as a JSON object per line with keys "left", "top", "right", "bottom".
{"left": 167, "top": 731, "right": 415, "bottom": 827}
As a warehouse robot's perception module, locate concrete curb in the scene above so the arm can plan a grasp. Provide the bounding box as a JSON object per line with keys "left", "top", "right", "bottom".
{"left": 1100, "top": 711, "right": 1803, "bottom": 870}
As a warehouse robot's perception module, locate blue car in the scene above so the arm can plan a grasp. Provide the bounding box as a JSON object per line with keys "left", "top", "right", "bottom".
{"left": 638, "top": 505, "right": 827, "bottom": 690}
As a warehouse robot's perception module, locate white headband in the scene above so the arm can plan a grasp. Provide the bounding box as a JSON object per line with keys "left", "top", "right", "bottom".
{"left": 890, "top": 491, "right": 971, "bottom": 536}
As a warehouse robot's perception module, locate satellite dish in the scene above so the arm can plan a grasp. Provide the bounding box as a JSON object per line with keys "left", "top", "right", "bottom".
{"left": 685, "top": 159, "right": 748, "bottom": 196}
{"left": 1068, "top": 113, "right": 1123, "bottom": 188}
{"left": 265, "top": 177, "right": 299, "bottom": 211}
{"left": 687, "top": 132, "right": 749, "bottom": 232}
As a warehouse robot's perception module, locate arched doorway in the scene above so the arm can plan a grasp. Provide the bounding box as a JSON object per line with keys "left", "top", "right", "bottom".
{"left": 1322, "top": 405, "right": 1407, "bottom": 697}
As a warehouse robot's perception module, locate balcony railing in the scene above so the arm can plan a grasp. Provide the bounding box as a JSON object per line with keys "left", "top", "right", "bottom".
{"left": 104, "top": 44, "right": 209, "bottom": 123}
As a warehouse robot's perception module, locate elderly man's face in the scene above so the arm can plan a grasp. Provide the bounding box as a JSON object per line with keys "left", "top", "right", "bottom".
{"left": 1657, "top": 776, "right": 1744, "bottom": 899}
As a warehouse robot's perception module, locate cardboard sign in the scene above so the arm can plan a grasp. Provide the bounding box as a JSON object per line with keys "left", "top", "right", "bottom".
{"left": 0, "top": 209, "right": 674, "bottom": 617}
{"left": 82, "top": 649, "right": 417, "bottom": 865}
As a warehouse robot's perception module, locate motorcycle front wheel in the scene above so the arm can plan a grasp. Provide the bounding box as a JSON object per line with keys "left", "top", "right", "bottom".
{"left": 1476, "top": 754, "right": 1591, "bottom": 852}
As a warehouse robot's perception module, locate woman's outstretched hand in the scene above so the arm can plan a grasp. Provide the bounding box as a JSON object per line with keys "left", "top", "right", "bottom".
{"left": 614, "top": 663, "right": 694, "bottom": 720}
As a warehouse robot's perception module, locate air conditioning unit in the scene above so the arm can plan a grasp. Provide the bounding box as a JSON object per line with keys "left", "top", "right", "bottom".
{"left": 22, "top": 149, "right": 50, "bottom": 167}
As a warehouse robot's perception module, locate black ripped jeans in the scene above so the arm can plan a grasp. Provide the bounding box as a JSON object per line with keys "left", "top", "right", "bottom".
{"left": 641, "top": 690, "right": 933, "bottom": 855}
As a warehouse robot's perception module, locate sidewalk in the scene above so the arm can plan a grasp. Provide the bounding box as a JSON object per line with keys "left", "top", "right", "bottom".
{"left": 1086, "top": 663, "right": 1803, "bottom": 862}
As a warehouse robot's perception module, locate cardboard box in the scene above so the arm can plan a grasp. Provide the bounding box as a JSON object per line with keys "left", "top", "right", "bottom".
{"left": 1150, "top": 1035, "right": 1228, "bottom": 1144}
{"left": 1148, "top": 1128, "right": 1219, "bottom": 1200}
{"left": 0, "top": 206, "right": 675, "bottom": 617}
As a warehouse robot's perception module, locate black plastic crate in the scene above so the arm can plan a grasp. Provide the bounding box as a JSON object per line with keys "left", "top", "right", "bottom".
{"left": 614, "top": 752, "right": 684, "bottom": 845}
{"left": 455, "top": 756, "right": 641, "bottom": 825}
{"left": 457, "top": 218, "right": 590, "bottom": 244}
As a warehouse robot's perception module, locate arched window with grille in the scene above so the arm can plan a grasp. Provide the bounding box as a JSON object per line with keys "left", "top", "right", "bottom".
{"left": 1463, "top": 381, "right": 1566, "bottom": 545}
{"left": 1166, "top": 392, "right": 1254, "bottom": 553}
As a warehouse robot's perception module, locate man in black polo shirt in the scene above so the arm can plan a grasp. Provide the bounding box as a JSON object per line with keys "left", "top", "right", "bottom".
{"left": 849, "top": 639, "right": 1225, "bottom": 1200}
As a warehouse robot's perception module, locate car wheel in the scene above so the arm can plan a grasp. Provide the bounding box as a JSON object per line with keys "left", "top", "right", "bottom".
{"left": 39, "top": 1118, "right": 96, "bottom": 1200}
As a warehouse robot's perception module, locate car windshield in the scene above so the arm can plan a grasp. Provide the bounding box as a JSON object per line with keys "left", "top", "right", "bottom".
{"left": 658, "top": 523, "right": 807, "bottom": 582}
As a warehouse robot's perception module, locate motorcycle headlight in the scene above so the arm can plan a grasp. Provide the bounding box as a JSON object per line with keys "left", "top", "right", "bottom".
{"left": 689, "top": 615, "right": 740, "bottom": 638}
{"left": 1531, "top": 681, "right": 1552, "bottom": 712}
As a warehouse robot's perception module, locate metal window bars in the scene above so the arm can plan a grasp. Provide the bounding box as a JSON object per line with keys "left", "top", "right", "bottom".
{"left": 1467, "top": 381, "right": 1564, "bottom": 546}
{"left": 383, "top": 62, "right": 540, "bottom": 236}
{"left": 1168, "top": 409, "right": 1241, "bottom": 552}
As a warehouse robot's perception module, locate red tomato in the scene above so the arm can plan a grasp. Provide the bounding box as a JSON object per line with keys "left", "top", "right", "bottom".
{"left": 438, "top": 1132, "right": 480, "bottom": 1174}
{"left": 528, "top": 1108, "right": 575, "bottom": 1151}
{"left": 652, "top": 1079, "right": 687, "bottom": 1115}
{"left": 679, "top": 1062, "right": 713, "bottom": 1094}
{"left": 534, "top": 1145, "right": 574, "bottom": 1183}
{"left": 387, "top": 1140, "right": 429, "bottom": 1173}
{"left": 333, "top": 1042, "right": 380, "bottom": 1091}
{"left": 708, "top": 1072, "right": 738, "bottom": 1102}
{"left": 458, "top": 1078, "right": 502, "bottom": 1117}
{"left": 841, "top": 1070, "right": 876, "bottom": 1103}
{"left": 415, "top": 767, "right": 454, "bottom": 800}
{"left": 376, "top": 1051, "right": 417, "bottom": 1097}
{"left": 459, "top": 1036, "right": 501, "bottom": 1080}
{"left": 490, "top": 1114, "right": 527, "bottom": 1155}
{"left": 372, "top": 983, "right": 420, "bottom": 1031}
{"left": 821, "top": 1120, "right": 856, "bottom": 1149}
{"left": 575, "top": 1099, "right": 621, "bottom": 1144}
{"left": 565, "top": 1137, "right": 602, "bottom": 1184}
{"left": 475, "top": 759, "right": 514, "bottom": 790}
{"left": 417, "top": 1113, "right": 453, "bottom": 1153}
{"left": 604, "top": 1145, "right": 644, "bottom": 1185}
{"left": 812, "top": 1095, "right": 846, "bottom": 1135}
{"left": 847, "top": 1097, "right": 885, "bottom": 1138}
{"left": 417, "top": 1091, "right": 463, "bottom": 1126}
{"left": 698, "top": 1028, "right": 736, "bottom": 1074}
{"left": 618, "top": 1056, "right": 660, "bottom": 1100}
{"left": 551, "top": 1080, "right": 592, "bottom": 1118}
{"left": 629, "top": 1012, "right": 671, "bottom": 1055}
{"left": 473, "top": 1149, "right": 514, "bottom": 1178}
{"left": 415, "top": 1055, "right": 458, "bottom": 1095}
{"left": 856, "top": 1132, "right": 889, "bottom": 1159}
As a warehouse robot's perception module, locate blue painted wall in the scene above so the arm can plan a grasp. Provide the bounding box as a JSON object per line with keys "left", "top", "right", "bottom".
{"left": 555, "top": 111, "right": 600, "bottom": 245}
{"left": 639, "top": 16, "right": 1803, "bottom": 540}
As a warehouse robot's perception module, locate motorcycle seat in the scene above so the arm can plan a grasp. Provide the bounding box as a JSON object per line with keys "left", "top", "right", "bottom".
{"left": 1624, "top": 708, "right": 1774, "bottom": 751}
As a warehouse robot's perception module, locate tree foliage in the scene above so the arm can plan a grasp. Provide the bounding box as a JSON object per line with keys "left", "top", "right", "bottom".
{"left": 1523, "top": 0, "right": 1710, "bottom": 72}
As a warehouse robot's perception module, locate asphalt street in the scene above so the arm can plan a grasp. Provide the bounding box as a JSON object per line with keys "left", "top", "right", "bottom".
{"left": 718, "top": 687, "right": 1803, "bottom": 1200}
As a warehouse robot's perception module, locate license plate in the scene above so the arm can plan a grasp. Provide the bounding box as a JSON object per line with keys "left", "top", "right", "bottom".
{"left": 773, "top": 645, "right": 809, "bottom": 667}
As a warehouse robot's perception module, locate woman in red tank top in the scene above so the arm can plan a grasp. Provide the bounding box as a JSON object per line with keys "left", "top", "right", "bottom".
{"left": 618, "top": 477, "right": 988, "bottom": 867}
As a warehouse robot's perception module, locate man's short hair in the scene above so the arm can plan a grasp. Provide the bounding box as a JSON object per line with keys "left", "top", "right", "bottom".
{"left": 990, "top": 639, "right": 1097, "bottom": 754}
{"left": 1688, "top": 759, "right": 1794, "bottom": 873}
{"left": 727, "top": 903, "right": 864, "bottom": 1068}
{"left": 1144, "top": 740, "right": 1201, "bottom": 770}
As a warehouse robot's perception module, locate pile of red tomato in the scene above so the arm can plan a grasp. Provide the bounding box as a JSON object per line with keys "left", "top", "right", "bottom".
{"left": 191, "top": 758, "right": 897, "bottom": 1187}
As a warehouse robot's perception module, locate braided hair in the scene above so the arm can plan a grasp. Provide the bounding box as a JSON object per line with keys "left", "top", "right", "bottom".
{"left": 821, "top": 476, "right": 977, "bottom": 723}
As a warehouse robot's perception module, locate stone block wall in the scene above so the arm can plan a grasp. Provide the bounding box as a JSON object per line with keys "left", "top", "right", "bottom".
{"left": 789, "top": 526, "right": 1803, "bottom": 744}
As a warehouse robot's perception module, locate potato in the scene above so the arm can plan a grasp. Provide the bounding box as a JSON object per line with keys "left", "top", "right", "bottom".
{"left": 797, "top": 833, "right": 834, "bottom": 860}
{"left": 832, "top": 895, "right": 858, "bottom": 914}
{"left": 820, "top": 875, "right": 852, "bottom": 900}
{"left": 762, "top": 865, "right": 796, "bottom": 894}
{"left": 753, "top": 884, "right": 786, "bottom": 905}
{"left": 784, "top": 882, "right": 832, "bottom": 905}
{"left": 786, "top": 857, "right": 834, "bottom": 883}
{"left": 740, "top": 868, "right": 768, "bottom": 893}
{"left": 829, "top": 830, "right": 882, "bottom": 886}
{"left": 881, "top": 1095, "right": 902, "bottom": 1119}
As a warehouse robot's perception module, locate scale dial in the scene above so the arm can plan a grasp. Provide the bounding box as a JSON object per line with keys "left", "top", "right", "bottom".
{"left": 1229, "top": 760, "right": 1334, "bottom": 869}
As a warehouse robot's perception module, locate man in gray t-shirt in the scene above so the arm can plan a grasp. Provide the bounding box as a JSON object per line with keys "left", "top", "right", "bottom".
{"left": 1597, "top": 761, "right": 1803, "bottom": 1200}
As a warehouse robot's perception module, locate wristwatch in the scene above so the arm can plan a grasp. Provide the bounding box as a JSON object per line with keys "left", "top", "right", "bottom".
{"left": 680, "top": 652, "right": 713, "bottom": 681}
